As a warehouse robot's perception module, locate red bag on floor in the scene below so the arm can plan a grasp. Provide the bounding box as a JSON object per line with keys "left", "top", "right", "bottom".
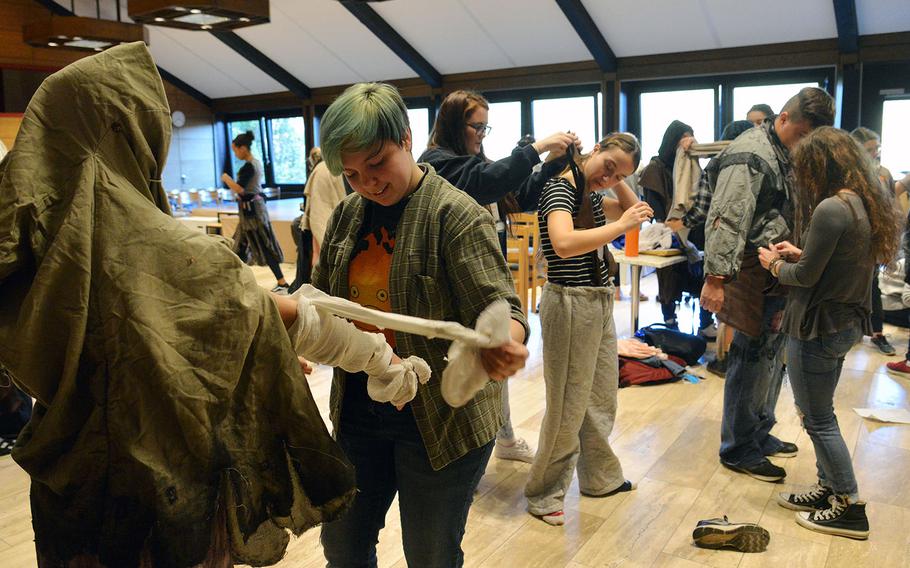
{"left": 618, "top": 355, "right": 686, "bottom": 387}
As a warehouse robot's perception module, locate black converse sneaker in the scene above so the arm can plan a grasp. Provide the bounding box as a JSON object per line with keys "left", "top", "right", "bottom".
{"left": 796, "top": 494, "right": 869, "bottom": 540}
{"left": 692, "top": 515, "right": 770, "bottom": 552}
{"left": 721, "top": 458, "right": 786, "bottom": 482}
{"left": 777, "top": 483, "right": 833, "bottom": 511}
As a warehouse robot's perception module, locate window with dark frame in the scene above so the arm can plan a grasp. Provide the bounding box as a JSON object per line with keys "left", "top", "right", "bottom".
{"left": 625, "top": 68, "right": 834, "bottom": 153}
{"left": 226, "top": 111, "right": 308, "bottom": 196}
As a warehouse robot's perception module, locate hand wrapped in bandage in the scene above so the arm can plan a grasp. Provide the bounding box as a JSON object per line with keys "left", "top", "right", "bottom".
{"left": 287, "top": 290, "right": 431, "bottom": 406}
{"left": 368, "top": 356, "right": 431, "bottom": 407}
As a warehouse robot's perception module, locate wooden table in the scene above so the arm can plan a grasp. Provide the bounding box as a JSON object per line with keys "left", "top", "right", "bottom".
{"left": 609, "top": 248, "right": 694, "bottom": 333}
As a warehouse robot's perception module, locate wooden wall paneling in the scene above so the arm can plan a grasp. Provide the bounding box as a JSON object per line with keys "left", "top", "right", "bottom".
{"left": 161, "top": 81, "right": 216, "bottom": 191}
{"left": 616, "top": 39, "right": 840, "bottom": 81}
{"left": 0, "top": 114, "right": 23, "bottom": 150}
{"left": 0, "top": 1, "right": 83, "bottom": 70}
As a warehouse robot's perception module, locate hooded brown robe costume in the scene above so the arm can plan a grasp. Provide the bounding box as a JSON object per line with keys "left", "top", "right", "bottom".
{"left": 0, "top": 43, "right": 355, "bottom": 567}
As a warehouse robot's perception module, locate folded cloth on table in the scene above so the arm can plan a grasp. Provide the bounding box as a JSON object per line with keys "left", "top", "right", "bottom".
{"left": 639, "top": 222, "right": 674, "bottom": 251}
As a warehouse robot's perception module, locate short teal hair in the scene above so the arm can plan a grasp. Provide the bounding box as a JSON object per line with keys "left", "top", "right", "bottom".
{"left": 320, "top": 82, "right": 411, "bottom": 175}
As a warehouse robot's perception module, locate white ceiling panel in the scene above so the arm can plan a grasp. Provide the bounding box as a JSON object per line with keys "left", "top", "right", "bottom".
{"left": 459, "top": 0, "right": 592, "bottom": 68}
{"left": 253, "top": 0, "right": 417, "bottom": 86}
{"left": 857, "top": 0, "right": 910, "bottom": 35}
{"left": 583, "top": 0, "right": 837, "bottom": 57}
{"left": 235, "top": 1, "right": 413, "bottom": 88}
{"left": 703, "top": 0, "right": 837, "bottom": 47}
{"left": 371, "top": 0, "right": 514, "bottom": 74}
{"left": 147, "top": 27, "right": 286, "bottom": 98}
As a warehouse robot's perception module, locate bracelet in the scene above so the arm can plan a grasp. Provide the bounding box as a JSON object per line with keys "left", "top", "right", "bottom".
{"left": 769, "top": 258, "right": 784, "bottom": 277}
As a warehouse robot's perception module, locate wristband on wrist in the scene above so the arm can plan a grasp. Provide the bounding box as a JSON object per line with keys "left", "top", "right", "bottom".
{"left": 769, "top": 258, "right": 784, "bottom": 277}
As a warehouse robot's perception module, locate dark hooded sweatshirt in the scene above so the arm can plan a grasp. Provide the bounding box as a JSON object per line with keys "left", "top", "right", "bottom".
{"left": 418, "top": 143, "right": 565, "bottom": 211}
{"left": 0, "top": 43, "right": 355, "bottom": 567}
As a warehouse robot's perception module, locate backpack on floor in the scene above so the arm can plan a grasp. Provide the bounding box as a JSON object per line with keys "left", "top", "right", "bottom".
{"left": 634, "top": 324, "right": 706, "bottom": 366}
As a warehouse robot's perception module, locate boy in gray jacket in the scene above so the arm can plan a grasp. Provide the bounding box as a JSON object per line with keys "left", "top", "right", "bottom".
{"left": 700, "top": 87, "right": 835, "bottom": 482}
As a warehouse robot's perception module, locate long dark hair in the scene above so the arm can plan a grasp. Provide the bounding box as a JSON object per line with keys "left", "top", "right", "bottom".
{"left": 656, "top": 120, "right": 693, "bottom": 169}
{"left": 232, "top": 130, "right": 255, "bottom": 149}
{"left": 428, "top": 90, "right": 489, "bottom": 157}
{"left": 561, "top": 132, "right": 642, "bottom": 193}
{"left": 429, "top": 90, "right": 525, "bottom": 221}
{"left": 560, "top": 132, "right": 641, "bottom": 226}
{"left": 792, "top": 126, "right": 901, "bottom": 264}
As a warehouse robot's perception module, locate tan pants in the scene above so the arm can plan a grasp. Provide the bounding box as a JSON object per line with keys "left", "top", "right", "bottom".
{"left": 525, "top": 282, "right": 625, "bottom": 515}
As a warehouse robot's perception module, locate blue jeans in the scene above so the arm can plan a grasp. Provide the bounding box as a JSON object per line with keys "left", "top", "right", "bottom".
{"left": 787, "top": 326, "right": 862, "bottom": 498}
{"left": 321, "top": 397, "right": 493, "bottom": 568}
{"left": 720, "top": 295, "right": 787, "bottom": 466}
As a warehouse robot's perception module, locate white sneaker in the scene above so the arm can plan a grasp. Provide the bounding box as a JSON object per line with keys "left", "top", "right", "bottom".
{"left": 494, "top": 437, "right": 535, "bottom": 463}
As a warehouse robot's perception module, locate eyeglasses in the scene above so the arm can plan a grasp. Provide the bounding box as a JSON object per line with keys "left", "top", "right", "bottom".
{"left": 467, "top": 122, "right": 492, "bottom": 136}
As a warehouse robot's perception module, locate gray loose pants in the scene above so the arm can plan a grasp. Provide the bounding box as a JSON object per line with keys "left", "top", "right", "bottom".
{"left": 525, "top": 282, "right": 625, "bottom": 515}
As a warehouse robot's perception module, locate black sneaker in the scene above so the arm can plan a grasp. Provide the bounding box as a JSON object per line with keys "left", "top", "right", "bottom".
{"left": 767, "top": 441, "right": 798, "bottom": 458}
{"left": 706, "top": 357, "right": 726, "bottom": 378}
{"left": 692, "top": 515, "right": 770, "bottom": 553}
{"left": 871, "top": 334, "right": 896, "bottom": 355}
{"left": 796, "top": 495, "right": 869, "bottom": 540}
{"left": 777, "top": 483, "right": 833, "bottom": 511}
{"left": 721, "top": 459, "right": 786, "bottom": 482}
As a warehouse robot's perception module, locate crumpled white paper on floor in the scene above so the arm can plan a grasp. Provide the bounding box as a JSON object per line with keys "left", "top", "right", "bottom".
{"left": 853, "top": 407, "right": 910, "bottom": 424}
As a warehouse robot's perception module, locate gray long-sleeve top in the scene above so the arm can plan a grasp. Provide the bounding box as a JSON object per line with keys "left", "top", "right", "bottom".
{"left": 778, "top": 193, "right": 873, "bottom": 340}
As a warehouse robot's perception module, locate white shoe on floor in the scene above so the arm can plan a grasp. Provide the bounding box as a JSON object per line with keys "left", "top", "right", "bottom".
{"left": 494, "top": 437, "right": 535, "bottom": 463}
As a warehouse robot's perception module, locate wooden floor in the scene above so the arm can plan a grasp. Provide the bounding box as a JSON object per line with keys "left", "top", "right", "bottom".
{"left": 3, "top": 266, "right": 910, "bottom": 568}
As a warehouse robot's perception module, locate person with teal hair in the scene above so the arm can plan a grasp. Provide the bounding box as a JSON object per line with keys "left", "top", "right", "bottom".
{"left": 315, "top": 82, "right": 530, "bottom": 567}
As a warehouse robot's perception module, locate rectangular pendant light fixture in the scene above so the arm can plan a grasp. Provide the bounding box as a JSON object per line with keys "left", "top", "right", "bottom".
{"left": 23, "top": 14, "right": 147, "bottom": 52}
{"left": 128, "top": 1, "right": 269, "bottom": 30}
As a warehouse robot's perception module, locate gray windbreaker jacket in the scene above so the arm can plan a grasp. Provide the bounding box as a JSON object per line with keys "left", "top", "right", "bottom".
{"left": 704, "top": 122, "right": 793, "bottom": 278}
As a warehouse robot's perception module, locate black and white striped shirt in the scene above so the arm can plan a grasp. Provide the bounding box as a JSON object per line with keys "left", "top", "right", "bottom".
{"left": 537, "top": 177, "right": 610, "bottom": 287}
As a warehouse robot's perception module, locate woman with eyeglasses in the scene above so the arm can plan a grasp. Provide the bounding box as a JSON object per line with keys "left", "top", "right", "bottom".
{"left": 419, "top": 90, "right": 578, "bottom": 464}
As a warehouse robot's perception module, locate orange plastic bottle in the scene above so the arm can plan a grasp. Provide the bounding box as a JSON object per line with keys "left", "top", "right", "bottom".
{"left": 625, "top": 225, "right": 640, "bottom": 257}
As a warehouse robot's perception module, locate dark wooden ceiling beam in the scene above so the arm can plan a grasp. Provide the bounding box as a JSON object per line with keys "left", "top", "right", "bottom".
{"left": 554, "top": 0, "right": 616, "bottom": 73}
{"left": 157, "top": 66, "right": 212, "bottom": 107}
{"left": 340, "top": 1, "right": 442, "bottom": 89}
{"left": 832, "top": 0, "right": 859, "bottom": 53}
{"left": 209, "top": 31, "right": 311, "bottom": 100}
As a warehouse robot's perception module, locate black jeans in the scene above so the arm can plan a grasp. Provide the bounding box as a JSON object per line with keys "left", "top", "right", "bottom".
{"left": 288, "top": 217, "right": 312, "bottom": 293}
{"left": 870, "top": 271, "right": 883, "bottom": 333}
{"left": 321, "top": 397, "right": 493, "bottom": 568}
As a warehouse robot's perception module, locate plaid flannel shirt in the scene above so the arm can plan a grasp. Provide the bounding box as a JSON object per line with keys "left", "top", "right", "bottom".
{"left": 682, "top": 171, "right": 712, "bottom": 229}
{"left": 313, "top": 165, "right": 529, "bottom": 470}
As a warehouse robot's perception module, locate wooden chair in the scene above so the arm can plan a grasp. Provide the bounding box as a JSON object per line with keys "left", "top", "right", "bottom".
{"left": 506, "top": 228, "right": 531, "bottom": 315}
{"left": 510, "top": 213, "right": 546, "bottom": 312}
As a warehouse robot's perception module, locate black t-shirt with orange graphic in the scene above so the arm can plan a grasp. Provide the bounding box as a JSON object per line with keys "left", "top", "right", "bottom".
{"left": 343, "top": 196, "right": 408, "bottom": 405}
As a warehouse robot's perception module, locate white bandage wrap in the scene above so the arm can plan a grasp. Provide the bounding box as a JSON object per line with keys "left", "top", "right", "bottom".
{"left": 291, "top": 285, "right": 511, "bottom": 409}
{"left": 441, "top": 300, "right": 511, "bottom": 408}
{"left": 368, "top": 356, "right": 431, "bottom": 407}
{"left": 288, "top": 290, "right": 430, "bottom": 406}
